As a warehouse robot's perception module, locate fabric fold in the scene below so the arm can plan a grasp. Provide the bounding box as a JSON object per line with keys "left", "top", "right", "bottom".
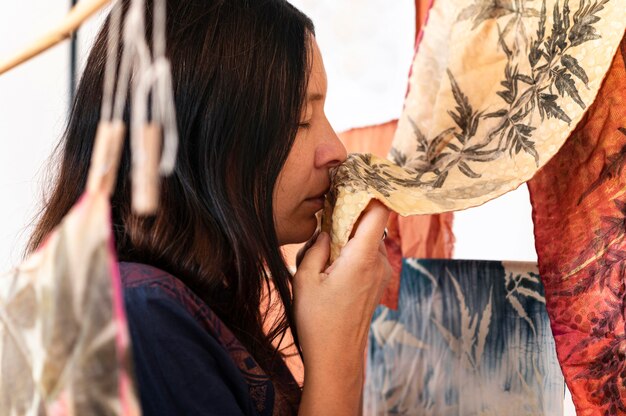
{"left": 528, "top": 32, "right": 626, "bottom": 415}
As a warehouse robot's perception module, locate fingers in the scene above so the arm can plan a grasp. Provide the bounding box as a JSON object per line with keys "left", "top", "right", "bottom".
{"left": 348, "top": 200, "right": 390, "bottom": 252}
{"left": 378, "top": 240, "right": 391, "bottom": 282}
{"left": 296, "top": 232, "right": 330, "bottom": 276}
{"left": 378, "top": 239, "right": 388, "bottom": 256}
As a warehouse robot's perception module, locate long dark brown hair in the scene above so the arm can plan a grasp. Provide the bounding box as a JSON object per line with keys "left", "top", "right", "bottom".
{"left": 28, "top": 0, "right": 313, "bottom": 408}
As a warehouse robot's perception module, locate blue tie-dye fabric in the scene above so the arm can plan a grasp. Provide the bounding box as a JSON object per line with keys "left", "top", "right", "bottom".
{"left": 365, "top": 259, "right": 564, "bottom": 415}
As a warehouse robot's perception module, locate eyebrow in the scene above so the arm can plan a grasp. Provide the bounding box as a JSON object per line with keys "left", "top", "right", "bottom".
{"left": 308, "top": 93, "right": 324, "bottom": 102}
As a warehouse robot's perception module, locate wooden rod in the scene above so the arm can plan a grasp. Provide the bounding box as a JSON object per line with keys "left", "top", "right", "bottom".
{"left": 0, "top": 0, "right": 112, "bottom": 75}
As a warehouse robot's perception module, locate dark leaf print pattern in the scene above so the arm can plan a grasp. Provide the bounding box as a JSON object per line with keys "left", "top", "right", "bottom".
{"left": 390, "top": 0, "right": 607, "bottom": 188}
{"left": 577, "top": 128, "right": 626, "bottom": 204}
{"left": 331, "top": 153, "right": 399, "bottom": 198}
{"left": 558, "top": 131, "right": 626, "bottom": 287}
{"left": 556, "top": 196, "right": 626, "bottom": 297}
{"left": 527, "top": 30, "right": 626, "bottom": 412}
{"left": 556, "top": 128, "right": 626, "bottom": 413}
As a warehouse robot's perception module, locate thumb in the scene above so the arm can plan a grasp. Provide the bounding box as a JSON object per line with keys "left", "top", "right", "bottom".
{"left": 296, "top": 230, "right": 320, "bottom": 268}
{"left": 296, "top": 232, "right": 330, "bottom": 277}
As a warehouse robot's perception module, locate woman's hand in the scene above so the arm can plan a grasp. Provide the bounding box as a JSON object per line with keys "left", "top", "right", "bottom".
{"left": 294, "top": 200, "right": 391, "bottom": 415}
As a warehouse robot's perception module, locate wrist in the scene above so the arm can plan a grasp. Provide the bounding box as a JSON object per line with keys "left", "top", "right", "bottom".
{"left": 299, "top": 362, "right": 364, "bottom": 416}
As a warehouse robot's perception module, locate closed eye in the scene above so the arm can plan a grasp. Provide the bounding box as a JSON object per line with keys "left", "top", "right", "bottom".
{"left": 298, "top": 122, "right": 312, "bottom": 129}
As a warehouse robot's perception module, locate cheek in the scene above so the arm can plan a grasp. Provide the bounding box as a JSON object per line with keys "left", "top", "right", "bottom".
{"left": 273, "top": 139, "right": 319, "bottom": 242}
{"left": 273, "top": 160, "right": 302, "bottom": 222}
{"left": 277, "top": 140, "right": 314, "bottom": 203}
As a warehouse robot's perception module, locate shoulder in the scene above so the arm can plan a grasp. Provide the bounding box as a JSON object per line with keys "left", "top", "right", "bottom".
{"left": 120, "top": 261, "right": 202, "bottom": 309}
{"left": 120, "top": 262, "right": 247, "bottom": 354}
{"left": 119, "top": 262, "right": 271, "bottom": 416}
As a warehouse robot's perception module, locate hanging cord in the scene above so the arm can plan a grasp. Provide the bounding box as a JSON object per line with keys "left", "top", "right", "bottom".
{"left": 113, "top": 0, "right": 151, "bottom": 123}
{"left": 69, "top": 0, "right": 79, "bottom": 104}
{"left": 86, "top": 0, "right": 126, "bottom": 196}
{"left": 109, "top": 0, "right": 179, "bottom": 213}
{"left": 151, "top": 0, "right": 178, "bottom": 174}
{"left": 101, "top": 0, "right": 122, "bottom": 122}
{"left": 114, "top": 0, "right": 177, "bottom": 176}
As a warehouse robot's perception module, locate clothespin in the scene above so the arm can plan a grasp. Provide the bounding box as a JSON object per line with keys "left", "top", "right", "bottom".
{"left": 131, "top": 123, "right": 162, "bottom": 215}
{"left": 86, "top": 120, "right": 126, "bottom": 196}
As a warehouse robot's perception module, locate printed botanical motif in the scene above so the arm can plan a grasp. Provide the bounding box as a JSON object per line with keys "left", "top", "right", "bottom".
{"left": 323, "top": 0, "right": 625, "bottom": 260}
{"left": 0, "top": 194, "right": 140, "bottom": 415}
{"left": 389, "top": 0, "right": 613, "bottom": 188}
{"left": 505, "top": 269, "right": 545, "bottom": 335}
{"left": 528, "top": 33, "right": 626, "bottom": 415}
{"left": 364, "top": 259, "right": 563, "bottom": 415}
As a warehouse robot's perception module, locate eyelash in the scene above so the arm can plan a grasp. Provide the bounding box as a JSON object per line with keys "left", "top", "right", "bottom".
{"left": 299, "top": 122, "right": 312, "bottom": 129}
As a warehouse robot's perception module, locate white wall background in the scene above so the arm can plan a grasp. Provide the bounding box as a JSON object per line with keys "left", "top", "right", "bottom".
{"left": 0, "top": 0, "right": 70, "bottom": 270}
{"left": 0, "top": 0, "right": 570, "bottom": 413}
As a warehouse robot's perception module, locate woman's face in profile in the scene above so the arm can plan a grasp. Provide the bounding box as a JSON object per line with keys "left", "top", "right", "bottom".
{"left": 274, "top": 37, "right": 347, "bottom": 245}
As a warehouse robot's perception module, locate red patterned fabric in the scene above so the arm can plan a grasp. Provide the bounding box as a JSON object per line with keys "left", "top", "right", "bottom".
{"left": 528, "top": 33, "right": 626, "bottom": 415}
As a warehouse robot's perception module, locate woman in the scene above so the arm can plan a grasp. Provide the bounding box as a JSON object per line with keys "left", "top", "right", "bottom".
{"left": 28, "top": 0, "right": 391, "bottom": 414}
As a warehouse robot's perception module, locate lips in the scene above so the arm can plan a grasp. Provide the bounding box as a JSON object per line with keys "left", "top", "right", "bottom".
{"left": 312, "top": 186, "right": 330, "bottom": 199}
{"left": 305, "top": 188, "right": 329, "bottom": 210}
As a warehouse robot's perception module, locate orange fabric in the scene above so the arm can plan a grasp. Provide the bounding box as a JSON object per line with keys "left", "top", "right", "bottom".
{"left": 415, "top": 0, "right": 432, "bottom": 45}
{"left": 398, "top": 213, "right": 454, "bottom": 259}
{"left": 381, "top": 213, "right": 403, "bottom": 309}
{"left": 339, "top": 119, "right": 400, "bottom": 157}
{"left": 528, "top": 34, "right": 626, "bottom": 414}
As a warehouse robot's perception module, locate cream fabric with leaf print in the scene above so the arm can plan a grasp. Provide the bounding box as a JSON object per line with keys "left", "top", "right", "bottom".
{"left": 322, "top": 0, "right": 626, "bottom": 261}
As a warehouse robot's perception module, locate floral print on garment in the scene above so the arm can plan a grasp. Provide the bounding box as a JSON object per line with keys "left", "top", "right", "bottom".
{"left": 364, "top": 259, "right": 564, "bottom": 416}
{"left": 528, "top": 33, "right": 626, "bottom": 416}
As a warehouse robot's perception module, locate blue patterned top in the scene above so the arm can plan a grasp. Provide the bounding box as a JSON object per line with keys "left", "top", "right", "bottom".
{"left": 120, "top": 262, "right": 298, "bottom": 415}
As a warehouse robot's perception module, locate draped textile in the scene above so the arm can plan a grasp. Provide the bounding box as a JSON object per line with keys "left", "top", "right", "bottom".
{"left": 339, "top": 121, "right": 455, "bottom": 260}
{"left": 0, "top": 193, "right": 140, "bottom": 415}
{"left": 323, "top": 0, "right": 626, "bottom": 261}
{"left": 364, "top": 259, "right": 564, "bottom": 415}
{"left": 528, "top": 33, "right": 626, "bottom": 415}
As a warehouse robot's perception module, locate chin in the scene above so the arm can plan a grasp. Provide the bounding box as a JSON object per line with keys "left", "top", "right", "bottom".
{"left": 279, "top": 216, "right": 318, "bottom": 245}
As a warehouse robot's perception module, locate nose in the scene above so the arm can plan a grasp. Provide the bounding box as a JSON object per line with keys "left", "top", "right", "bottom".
{"left": 315, "top": 119, "right": 348, "bottom": 169}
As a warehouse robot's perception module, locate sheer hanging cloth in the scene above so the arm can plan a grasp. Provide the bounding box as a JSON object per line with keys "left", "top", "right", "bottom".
{"left": 0, "top": 0, "right": 178, "bottom": 412}
{"left": 0, "top": 124, "right": 141, "bottom": 415}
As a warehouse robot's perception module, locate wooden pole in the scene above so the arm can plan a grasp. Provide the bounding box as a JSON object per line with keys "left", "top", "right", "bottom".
{"left": 0, "top": 0, "right": 112, "bottom": 75}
